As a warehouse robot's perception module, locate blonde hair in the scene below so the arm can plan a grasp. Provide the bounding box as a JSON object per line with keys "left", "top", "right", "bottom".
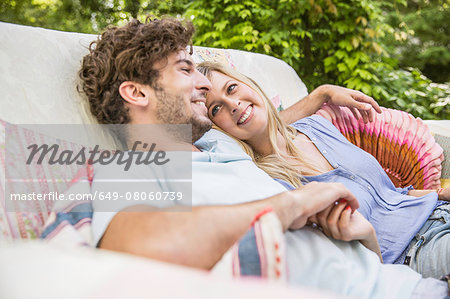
{"left": 197, "top": 61, "right": 320, "bottom": 188}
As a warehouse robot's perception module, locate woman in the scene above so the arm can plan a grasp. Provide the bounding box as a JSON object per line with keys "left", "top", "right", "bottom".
{"left": 197, "top": 61, "right": 450, "bottom": 278}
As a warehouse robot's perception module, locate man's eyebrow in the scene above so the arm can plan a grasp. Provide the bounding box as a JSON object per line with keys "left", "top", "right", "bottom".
{"left": 175, "top": 59, "right": 194, "bottom": 66}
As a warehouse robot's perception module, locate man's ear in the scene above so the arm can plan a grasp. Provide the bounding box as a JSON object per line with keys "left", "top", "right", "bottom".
{"left": 119, "top": 81, "right": 150, "bottom": 107}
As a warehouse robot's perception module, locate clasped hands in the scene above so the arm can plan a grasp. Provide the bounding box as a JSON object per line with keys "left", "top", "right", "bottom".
{"left": 286, "top": 182, "right": 375, "bottom": 245}
{"left": 307, "top": 200, "right": 374, "bottom": 244}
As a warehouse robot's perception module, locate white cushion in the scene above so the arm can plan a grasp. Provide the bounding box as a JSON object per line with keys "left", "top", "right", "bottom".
{"left": 0, "top": 22, "right": 308, "bottom": 127}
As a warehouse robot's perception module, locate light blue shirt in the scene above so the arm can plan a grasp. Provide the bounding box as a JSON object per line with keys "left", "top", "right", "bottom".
{"left": 280, "top": 115, "right": 439, "bottom": 264}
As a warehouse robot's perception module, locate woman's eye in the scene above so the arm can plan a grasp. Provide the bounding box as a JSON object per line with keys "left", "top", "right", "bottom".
{"left": 182, "top": 68, "right": 191, "bottom": 73}
{"left": 211, "top": 105, "right": 221, "bottom": 117}
{"left": 227, "top": 84, "right": 237, "bottom": 94}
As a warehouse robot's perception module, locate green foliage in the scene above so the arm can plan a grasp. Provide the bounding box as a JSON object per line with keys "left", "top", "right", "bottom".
{"left": 383, "top": 0, "right": 450, "bottom": 83}
{"left": 186, "top": 0, "right": 448, "bottom": 120}
{"left": 373, "top": 67, "right": 449, "bottom": 119}
{"left": 1, "top": 0, "right": 448, "bottom": 119}
{"left": 187, "top": 0, "right": 387, "bottom": 89}
{"left": 0, "top": 0, "right": 189, "bottom": 33}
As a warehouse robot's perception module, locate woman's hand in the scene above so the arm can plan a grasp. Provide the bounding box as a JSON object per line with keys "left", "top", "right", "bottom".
{"left": 309, "top": 200, "right": 383, "bottom": 261}
{"left": 408, "top": 187, "right": 450, "bottom": 202}
{"left": 310, "top": 200, "right": 372, "bottom": 241}
{"left": 285, "top": 182, "right": 359, "bottom": 230}
{"left": 438, "top": 187, "right": 450, "bottom": 202}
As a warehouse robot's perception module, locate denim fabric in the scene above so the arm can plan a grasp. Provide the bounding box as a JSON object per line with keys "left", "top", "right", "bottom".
{"left": 237, "top": 226, "right": 262, "bottom": 276}
{"left": 405, "top": 203, "right": 450, "bottom": 279}
{"left": 40, "top": 202, "right": 93, "bottom": 239}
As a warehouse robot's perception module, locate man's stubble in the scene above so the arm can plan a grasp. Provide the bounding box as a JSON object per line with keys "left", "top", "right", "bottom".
{"left": 155, "top": 87, "right": 212, "bottom": 143}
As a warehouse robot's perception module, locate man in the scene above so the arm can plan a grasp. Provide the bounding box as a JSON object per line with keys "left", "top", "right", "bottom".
{"left": 79, "top": 17, "right": 448, "bottom": 298}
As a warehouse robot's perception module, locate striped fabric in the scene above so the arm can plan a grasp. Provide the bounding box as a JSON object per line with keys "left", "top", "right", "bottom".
{"left": 232, "top": 208, "right": 287, "bottom": 281}
{"left": 0, "top": 120, "right": 92, "bottom": 241}
{"left": 316, "top": 104, "right": 444, "bottom": 189}
{"left": 39, "top": 166, "right": 94, "bottom": 247}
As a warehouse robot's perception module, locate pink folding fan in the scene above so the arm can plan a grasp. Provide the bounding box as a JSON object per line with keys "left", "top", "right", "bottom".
{"left": 316, "top": 104, "right": 444, "bottom": 189}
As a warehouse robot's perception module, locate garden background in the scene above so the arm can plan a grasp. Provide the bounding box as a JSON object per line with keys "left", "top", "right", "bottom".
{"left": 1, "top": 0, "right": 448, "bottom": 119}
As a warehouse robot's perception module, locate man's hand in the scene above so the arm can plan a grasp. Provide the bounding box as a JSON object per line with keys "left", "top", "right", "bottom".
{"left": 312, "top": 84, "right": 382, "bottom": 123}
{"left": 277, "top": 182, "right": 359, "bottom": 230}
{"left": 280, "top": 84, "right": 382, "bottom": 124}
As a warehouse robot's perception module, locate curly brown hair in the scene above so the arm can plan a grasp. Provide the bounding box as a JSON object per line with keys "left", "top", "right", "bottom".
{"left": 79, "top": 17, "right": 195, "bottom": 125}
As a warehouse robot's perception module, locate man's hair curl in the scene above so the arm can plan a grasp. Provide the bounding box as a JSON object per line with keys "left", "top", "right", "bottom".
{"left": 78, "top": 17, "right": 194, "bottom": 125}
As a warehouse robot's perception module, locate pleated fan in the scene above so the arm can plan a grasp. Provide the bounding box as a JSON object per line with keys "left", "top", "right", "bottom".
{"left": 316, "top": 104, "right": 444, "bottom": 189}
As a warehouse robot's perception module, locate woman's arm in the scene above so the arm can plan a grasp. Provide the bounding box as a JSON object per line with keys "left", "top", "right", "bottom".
{"left": 408, "top": 187, "right": 449, "bottom": 202}
{"left": 358, "top": 227, "right": 383, "bottom": 263}
{"left": 279, "top": 84, "right": 381, "bottom": 124}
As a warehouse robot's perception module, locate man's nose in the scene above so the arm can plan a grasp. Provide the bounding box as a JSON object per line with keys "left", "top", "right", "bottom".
{"left": 194, "top": 70, "right": 212, "bottom": 92}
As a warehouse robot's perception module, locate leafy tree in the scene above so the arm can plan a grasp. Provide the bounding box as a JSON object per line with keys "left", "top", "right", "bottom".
{"left": 186, "top": 0, "right": 448, "bottom": 119}
{"left": 0, "top": 0, "right": 189, "bottom": 33}
{"left": 383, "top": 0, "right": 450, "bottom": 83}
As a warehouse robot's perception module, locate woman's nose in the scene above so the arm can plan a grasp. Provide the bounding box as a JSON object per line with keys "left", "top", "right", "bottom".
{"left": 231, "top": 100, "right": 241, "bottom": 114}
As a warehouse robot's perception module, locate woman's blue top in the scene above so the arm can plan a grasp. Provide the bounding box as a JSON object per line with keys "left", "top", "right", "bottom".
{"left": 278, "top": 115, "right": 440, "bottom": 263}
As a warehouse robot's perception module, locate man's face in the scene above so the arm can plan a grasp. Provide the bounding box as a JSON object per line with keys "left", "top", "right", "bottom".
{"left": 152, "top": 50, "right": 213, "bottom": 142}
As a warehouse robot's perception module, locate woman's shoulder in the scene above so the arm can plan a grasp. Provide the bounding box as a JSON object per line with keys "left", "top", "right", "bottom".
{"left": 290, "top": 115, "right": 347, "bottom": 142}
{"left": 290, "top": 114, "right": 335, "bottom": 130}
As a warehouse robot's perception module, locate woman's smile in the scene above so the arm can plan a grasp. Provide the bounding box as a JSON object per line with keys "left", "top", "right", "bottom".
{"left": 237, "top": 104, "right": 254, "bottom": 125}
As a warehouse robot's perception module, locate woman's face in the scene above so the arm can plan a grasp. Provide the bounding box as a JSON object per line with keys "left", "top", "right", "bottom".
{"left": 205, "top": 71, "right": 268, "bottom": 141}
